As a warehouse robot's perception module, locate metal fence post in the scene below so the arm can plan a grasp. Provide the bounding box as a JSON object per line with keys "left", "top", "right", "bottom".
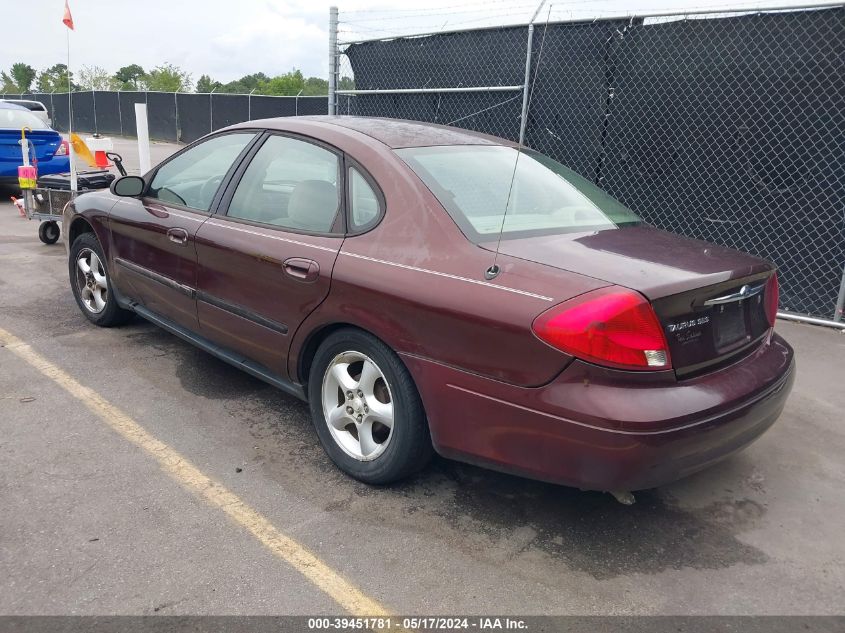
{"left": 518, "top": 24, "right": 535, "bottom": 145}
{"left": 174, "top": 90, "right": 179, "bottom": 142}
{"left": 92, "top": 88, "right": 97, "bottom": 134}
{"left": 835, "top": 264, "right": 845, "bottom": 322}
{"left": 519, "top": 2, "right": 546, "bottom": 145}
{"left": 328, "top": 6, "right": 339, "bottom": 115}
{"left": 209, "top": 86, "right": 217, "bottom": 132}
{"left": 248, "top": 88, "right": 256, "bottom": 120}
{"left": 117, "top": 89, "right": 123, "bottom": 136}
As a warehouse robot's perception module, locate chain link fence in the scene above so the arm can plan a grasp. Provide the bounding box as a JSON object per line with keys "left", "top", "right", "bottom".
{"left": 334, "top": 4, "right": 845, "bottom": 324}
{"left": 0, "top": 91, "right": 329, "bottom": 144}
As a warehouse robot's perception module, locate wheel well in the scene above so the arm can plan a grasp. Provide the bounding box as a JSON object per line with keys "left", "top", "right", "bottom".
{"left": 68, "top": 217, "right": 95, "bottom": 246}
{"left": 298, "top": 322, "right": 356, "bottom": 384}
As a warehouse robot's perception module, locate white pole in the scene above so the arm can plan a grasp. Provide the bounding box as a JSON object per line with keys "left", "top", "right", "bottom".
{"left": 328, "top": 6, "right": 338, "bottom": 115}
{"left": 135, "top": 103, "right": 151, "bottom": 174}
{"left": 67, "top": 28, "right": 77, "bottom": 192}
{"left": 209, "top": 86, "right": 217, "bottom": 132}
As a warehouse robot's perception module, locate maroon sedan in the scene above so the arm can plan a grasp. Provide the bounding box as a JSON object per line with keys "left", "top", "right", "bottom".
{"left": 63, "top": 117, "right": 794, "bottom": 493}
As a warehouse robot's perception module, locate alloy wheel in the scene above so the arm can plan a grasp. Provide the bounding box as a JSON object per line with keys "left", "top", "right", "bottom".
{"left": 75, "top": 248, "right": 109, "bottom": 314}
{"left": 321, "top": 351, "right": 394, "bottom": 461}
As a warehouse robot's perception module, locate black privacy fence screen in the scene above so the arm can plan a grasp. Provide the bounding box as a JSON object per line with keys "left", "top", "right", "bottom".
{"left": 338, "top": 5, "right": 845, "bottom": 322}
{"left": 0, "top": 91, "right": 329, "bottom": 144}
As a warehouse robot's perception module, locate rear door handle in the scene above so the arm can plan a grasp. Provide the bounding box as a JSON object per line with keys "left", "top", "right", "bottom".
{"left": 167, "top": 227, "right": 189, "bottom": 246}
{"left": 283, "top": 257, "right": 320, "bottom": 283}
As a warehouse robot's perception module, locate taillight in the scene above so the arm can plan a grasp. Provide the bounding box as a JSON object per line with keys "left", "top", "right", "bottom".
{"left": 532, "top": 286, "right": 672, "bottom": 371}
{"left": 764, "top": 272, "right": 779, "bottom": 327}
{"left": 55, "top": 140, "right": 69, "bottom": 156}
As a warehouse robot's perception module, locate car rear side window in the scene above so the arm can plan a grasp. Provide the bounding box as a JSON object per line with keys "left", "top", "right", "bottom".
{"left": 226, "top": 135, "right": 341, "bottom": 233}
{"left": 396, "top": 145, "right": 641, "bottom": 242}
{"left": 348, "top": 167, "right": 380, "bottom": 230}
{"left": 147, "top": 133, "right": 255, "bottom": 212}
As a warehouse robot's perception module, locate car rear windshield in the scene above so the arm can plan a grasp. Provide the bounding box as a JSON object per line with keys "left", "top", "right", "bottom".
{"left": 0, "top": 107, "right": 49, "bottom": 130}
{"left": 396, "top": 145, "right": 640, "bottom": 241}
{"left": 9, "top": 100, "right": 46, "bottom": 112}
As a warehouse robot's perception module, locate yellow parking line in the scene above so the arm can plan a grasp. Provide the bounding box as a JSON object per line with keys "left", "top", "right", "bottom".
{"left": 0, "top": 326, "right": 390, "bottom": 616}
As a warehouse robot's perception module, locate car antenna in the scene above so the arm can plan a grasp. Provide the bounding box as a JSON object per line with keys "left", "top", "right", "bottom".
{"left": 485, "top": 1, "right": 551, "bottom": 281}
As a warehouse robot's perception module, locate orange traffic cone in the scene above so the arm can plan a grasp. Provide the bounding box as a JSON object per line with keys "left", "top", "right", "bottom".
{"left": 10, "top": 196, "right": 26, "bottom": 217}
{"left": 94, "top": 150, "right": 110, "bottom": 168}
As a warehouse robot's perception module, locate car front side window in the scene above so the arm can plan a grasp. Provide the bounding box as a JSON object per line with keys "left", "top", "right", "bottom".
{"left": 226, "top": 135, "right": 341, "bottom": 233}
{"left": 147, "top": 133, "right": 255, "bottom": 212}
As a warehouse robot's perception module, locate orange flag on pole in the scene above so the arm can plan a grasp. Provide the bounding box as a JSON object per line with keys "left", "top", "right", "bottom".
{"left": 63, "top": 0, "right": 74, "bottom": 30}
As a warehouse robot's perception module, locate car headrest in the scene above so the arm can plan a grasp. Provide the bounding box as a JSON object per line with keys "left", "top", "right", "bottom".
{"left": 287, "top": 180, "right": 338, "bottom": 231}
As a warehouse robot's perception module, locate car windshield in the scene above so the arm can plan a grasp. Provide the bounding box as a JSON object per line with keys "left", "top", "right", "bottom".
{"left": 0, "top": 107, "right": 50, "bottom": 130}
{"left": 396, "top": 145, "right": 641, "bottom": 241}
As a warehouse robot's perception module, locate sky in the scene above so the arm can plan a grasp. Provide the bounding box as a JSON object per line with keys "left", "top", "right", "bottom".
{"left": 1, "top": 0, "right": 831, "bottom": 86}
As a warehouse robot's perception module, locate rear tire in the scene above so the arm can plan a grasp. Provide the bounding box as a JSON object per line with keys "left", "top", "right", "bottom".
{"left": 69, "top": 232, "right": 133, "bottom": 327}
{"left": 308, "top": 328, "right": 432, "bottom": 484}
{"left": 38, "top": 221, "right": 60, "bottom": 244}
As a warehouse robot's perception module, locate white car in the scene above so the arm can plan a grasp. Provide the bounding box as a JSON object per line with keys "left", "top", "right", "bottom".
{"left": 3, "top": 99, "right": 51, "bottom": 127}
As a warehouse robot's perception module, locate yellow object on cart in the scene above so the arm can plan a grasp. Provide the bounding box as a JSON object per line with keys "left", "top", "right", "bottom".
{"left": 70, "top": 132, "right": 98, "bottom": 167}
{"left": 18, "top": 127, "right": 36, "bottom": 189}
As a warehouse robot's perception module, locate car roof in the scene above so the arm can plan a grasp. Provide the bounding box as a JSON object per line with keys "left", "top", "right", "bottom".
{"left": 254, "top": 116, "right": 518, "bottom": 149}
{"left": 4, "top": 99, "right": 46, "bottom": 110}
{"left": 0, "top": 101, "right": 29, "bottom": 111}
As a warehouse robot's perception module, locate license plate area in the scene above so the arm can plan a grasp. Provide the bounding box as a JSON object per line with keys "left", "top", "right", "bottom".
{"left": 713, "top": 300, "right": 748, "bottom": 350}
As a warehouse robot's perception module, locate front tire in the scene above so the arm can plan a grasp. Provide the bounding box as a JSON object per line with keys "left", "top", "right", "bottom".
{"left": 308, "top": 328, "right": 432, "bottom": 484}
{"left": 69, "top": 232, "right": 133, "bottom": 327}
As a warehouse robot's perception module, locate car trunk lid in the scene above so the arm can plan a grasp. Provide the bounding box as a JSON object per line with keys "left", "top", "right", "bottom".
{"left": 0, "top": 129, "right": 61, "bottom": 163}
{"left": 490, "top": 225, "right": 776, "bottom": 375}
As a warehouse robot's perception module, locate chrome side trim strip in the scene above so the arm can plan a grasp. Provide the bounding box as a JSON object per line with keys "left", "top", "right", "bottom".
{"left": 115, "top": 257, "right": 196, "bottom": 298}
{"left": 161, "top": 211, "right": 206, "bottom": 223}
{"left": 338, "top": 251, "right": 554, "bottom": 302}
{"left": 204, "top": 220, "right": 339, "bottom": 253}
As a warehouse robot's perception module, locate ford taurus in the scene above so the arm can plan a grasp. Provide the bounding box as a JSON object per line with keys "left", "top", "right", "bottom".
{"left": 63, "top": 117, "right": 795, "bottom": 493}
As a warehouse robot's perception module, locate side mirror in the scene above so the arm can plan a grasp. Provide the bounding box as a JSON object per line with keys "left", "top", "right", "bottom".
{"left": 111, "top": 175, "right": 145, "bottom": 197}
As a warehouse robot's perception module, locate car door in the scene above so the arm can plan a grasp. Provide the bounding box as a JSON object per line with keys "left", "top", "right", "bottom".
{"left": 193, "top": 133, "right": 347, "bottom": 378}
{"left": 109, "top": 131, "right": 257, "bottom": 331}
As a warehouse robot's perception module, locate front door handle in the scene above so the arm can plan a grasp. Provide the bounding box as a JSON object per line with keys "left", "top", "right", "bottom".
{"left": 167, "top": 227, "right": 189, "bottom": 246}
{"left": 283, "top": 257, "right": 320, "bottom": 283}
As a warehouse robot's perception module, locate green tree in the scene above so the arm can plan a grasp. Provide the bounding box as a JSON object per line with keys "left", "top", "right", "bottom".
{"left": 257, "top": 70, "right": 305, "bottom": 96}
{"left": 35, "top": 64, "right": 74, "bottom": 92}
{"left": 216, "top": 72, "right": 269, "bottom": 94}
{"left": 338, "top": 76, "right": 355, "bottom": 90}
{"left": 114, "top": 64, "right": 145, "bottom": 90}
{"left": 78, "top": 65, "right": 118, "bottom": 90}
{"left": 1, "top": 72, "right": 18, "bottom": 93}
{"left": 196, "top": 74, "right": 222, "bottom": 93}
{"left": 302, "top": 76, "right": 328, "bottom": 96}
{"left": 142, "top": 63, "right": 192, "bottom": 92}
{"left": 10, "top": 63, "right": 36, "bottom": 92}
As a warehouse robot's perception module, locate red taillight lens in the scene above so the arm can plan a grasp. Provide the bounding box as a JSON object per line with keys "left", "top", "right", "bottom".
{"left": 55, "top": 140, "right": 69, "bottom": 156}
{"left": 764, "top": 272, "right": 779, "bottom": 327}
{"left": 532, "top": 286, "right": 672, "bottom": 371}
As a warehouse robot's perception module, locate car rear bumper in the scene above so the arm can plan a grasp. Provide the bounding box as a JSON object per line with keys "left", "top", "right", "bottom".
{"left": 0, "top": 158, "right": 71, "bottom": 184}
{"left": 401, "top": 332, "right": 794, "bottom": 491}
{"left": 34, "top": 157, "right": 71, "bottom": 177}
